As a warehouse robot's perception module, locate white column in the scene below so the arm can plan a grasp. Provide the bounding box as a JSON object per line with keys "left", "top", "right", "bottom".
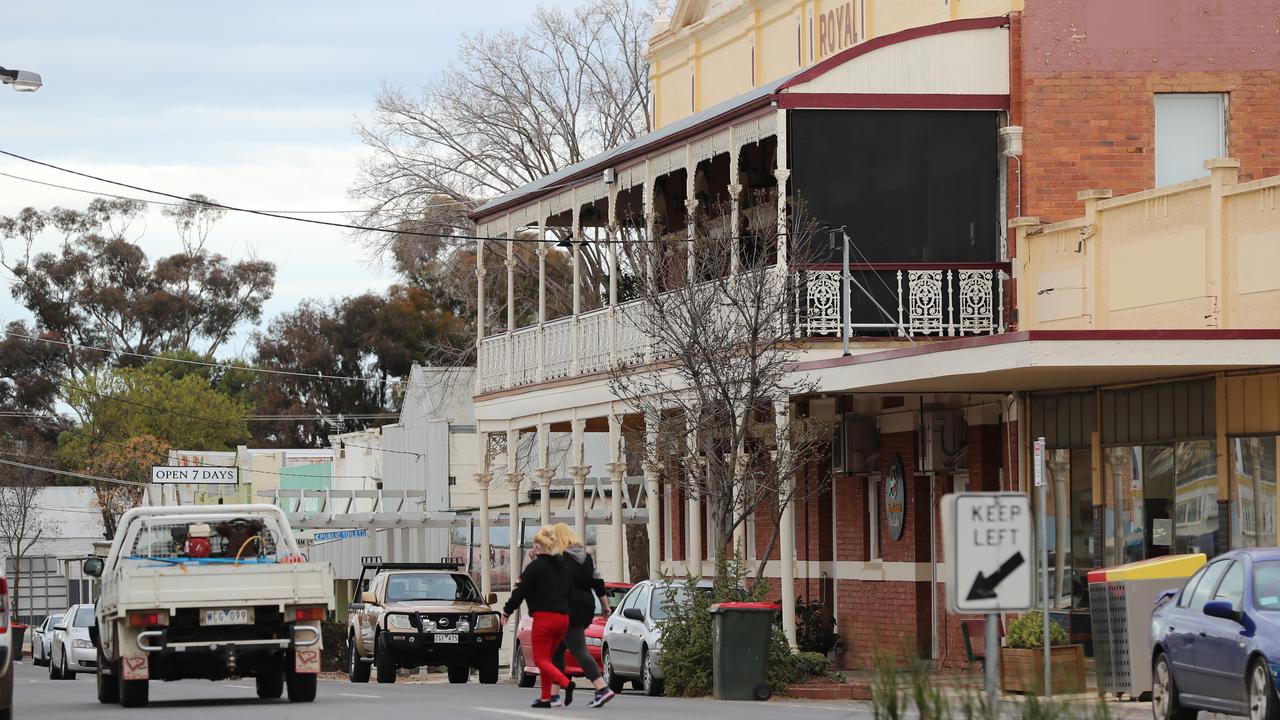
{"left": 644, "top": 412, "right": 661, "bottom": 580}
{"left": 608, "top": 412, "right": 626, "bottom": 582}
{"left": 505, "top": 215, "right": 516, "bottom": 387}
{"left": 607, "top": 181, "right": 619, "bottom": 367}
{"left": 686, "top": 144, "right": 697, "bottom": 286}
{"left": 536, "top": 202, "right": 548, "bottom": 382}
{"left": 400, "top": 528, "right": 410, "bottom": 561}
{"left": 507, "top": 427, "right": 522, "bottom": 590}
{"left": 476, "top": 470, "right": 493, "bottom": 598}
{"left": 774, "top": 107, "right": 790, "bottom": 271}
{"left": 733, "top": 451, "right": 749, "bottom": 557}
{"left": 686, "top": 413, "right": 702, "bottom": 578}
{"left": 474, "top": 236, "right": 486, "bottom": 395}
{"left": 776, "top": 399, "right": 797, "bottom": 648}
{"left": 570, "top": 193, "right": 582, "bottom": 376}
{"left": 570, "top": 417, "right": 589, "bottom": 538}
{"left": 536, "top": 422, "right": 553, "bottom": 526}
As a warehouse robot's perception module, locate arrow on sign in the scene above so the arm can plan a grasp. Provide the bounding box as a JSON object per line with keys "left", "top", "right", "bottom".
{"left": 966, "top": 551, "right": 1025, "bottom": 602}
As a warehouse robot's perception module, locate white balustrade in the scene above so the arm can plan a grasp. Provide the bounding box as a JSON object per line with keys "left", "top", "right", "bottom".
{"left": 615, "top": 299, "right": 647, "bottom": 366}
{"left": 543, "top": 320, "right": 573, "bottom": 380}
{"left": 577, "top": 308, "right": 610, "bottom": 374}
{"left": 511, "top": 327, "right": 538, "bottom": 386}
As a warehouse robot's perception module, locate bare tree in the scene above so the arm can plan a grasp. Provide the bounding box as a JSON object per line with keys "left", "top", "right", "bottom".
{"left": 609, "top": 200, "right": 833, "bottom": 578}
{"left": 0, "top": 438, "right": 59, "bottom": 618}
{"left": 352, "top": 0, "right": 655, "bottom": 328}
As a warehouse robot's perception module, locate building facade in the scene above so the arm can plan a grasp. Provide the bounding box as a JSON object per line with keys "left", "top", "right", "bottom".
{"left": 466, "top": 0, "right": 1280, "bottom": 666}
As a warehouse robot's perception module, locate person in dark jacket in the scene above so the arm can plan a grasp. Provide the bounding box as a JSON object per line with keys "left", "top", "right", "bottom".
{"left": 551, "top": 523, "right": 616, "bottom": 708}
{"left": 502, "top": 525, "right": 573, "bottom": 708}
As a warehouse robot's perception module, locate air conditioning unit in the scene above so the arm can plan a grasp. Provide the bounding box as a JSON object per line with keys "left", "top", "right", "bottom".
{"left": 918, "top": 410, "right": 966, "bottom": 473}
{"left": 832, "top": 413, "right": 879, "bottom": 473}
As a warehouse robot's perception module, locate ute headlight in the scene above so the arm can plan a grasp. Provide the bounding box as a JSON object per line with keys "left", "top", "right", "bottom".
{"left": 73, "top": 639, "right": 94, "bottom": 649}
{"left": 456, "top": 619, "right": 471, "bottom": 633}
{"left": 388, "top": 614, "right": 434, "bottom": 632}
{"left": 475, "top": 614, "right": 500, "bottom": 631}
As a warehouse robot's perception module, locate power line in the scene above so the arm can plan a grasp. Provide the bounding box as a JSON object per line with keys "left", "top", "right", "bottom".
{"left": 0, "top": 456, "right": 146, "bottom": 487}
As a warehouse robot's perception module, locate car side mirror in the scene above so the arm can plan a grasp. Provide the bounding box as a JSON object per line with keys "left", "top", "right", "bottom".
{"left": 54, "top": 625, "right": 67, "bottom": 632}
{"left": 622, "top": 608, "right": 645, "bottom": 622}
{"left": 1204, "top": 600, "right": 1241, "bottom": 622}
{"left": 486, "top": 593, "right": 498, "bottom": 606}
{"left": 83, "top": 557, "right": 104, "bottom": 578}
{"left": 360, "top": 591, "right": 377, "bottom": 604}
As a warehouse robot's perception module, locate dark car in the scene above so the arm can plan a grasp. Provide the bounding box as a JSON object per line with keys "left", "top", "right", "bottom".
{"left": 1151, "top": 548, "right": 1280, "bottom": 720}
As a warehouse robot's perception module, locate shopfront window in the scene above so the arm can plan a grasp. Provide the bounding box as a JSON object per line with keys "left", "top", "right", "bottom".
{"left": 1101, "top": 440, "right": 1218, "bottom": 565}
{"left": 1041, "top": 448, "right": 1091, "bottom": 610}
{"left": 1103, "top": 447, "right": 1145, "bottom": 566}
{"left": 1231, "top": 436, "right": 1278, "bottom": 549}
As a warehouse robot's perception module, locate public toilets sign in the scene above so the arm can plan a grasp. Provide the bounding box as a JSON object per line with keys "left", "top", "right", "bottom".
{"left": 942, "top": 492, "right": 1033, "bottom": 614}
{"left": 150, "top": 466, "right": 239, "bottom": 485}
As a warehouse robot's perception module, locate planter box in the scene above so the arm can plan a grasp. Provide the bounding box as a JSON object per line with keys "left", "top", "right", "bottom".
{"left": 1000, "top": 645, "right": 1087, "bottom": 695}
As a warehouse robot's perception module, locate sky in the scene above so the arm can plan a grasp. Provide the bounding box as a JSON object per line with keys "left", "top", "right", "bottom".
{"left": 0, "top": 1, "right": 580, "bottom": 358}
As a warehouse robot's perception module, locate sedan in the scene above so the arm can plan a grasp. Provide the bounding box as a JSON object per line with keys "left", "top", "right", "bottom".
{"left": 31, "top": 615, "right": 57, "bottom": 668}
{"left": 1152, "top": 548, "right": 1280, "bottom": 720}
{"left": 514, "top": 582, "right": 631, "bottom": 687}
{"left": 601, "top": 579, "right": 712, "bottom": 697}
{"left": 48, "top": 604, "right": 96, "bottom": 680}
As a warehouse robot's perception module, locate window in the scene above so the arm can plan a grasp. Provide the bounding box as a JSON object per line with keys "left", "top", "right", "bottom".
{"left": 1187, "top": 559, "right": 1230, "bottom": 613}
{"left": 448, "top": 475, "right": 457, "bottom": 487}
{"left": 1254, "top": 561, "right": 1280, "bottom": 610}
{"left": 867, "top": 477, "right": 880, "bottom": 560}
{"left": 1155, "top": 93, "right": 1226, "bottom": 186}
{"left": 618, "top": 587, "right": 640, "bottom": 612}
{"left": 73, "top": 606, "right": 95, "bottom": 628}
{"left": 385, "top": 573, "right": 481, "bottom": 603}
{"left": 1231, "top": 436, "right": 1278, "bottom": 549}
{"left": 1214, "top": 561, "right": 1245, "bottom": 611}
{"left": 1178, "top": 563, "right": 1208, "bottom": 608}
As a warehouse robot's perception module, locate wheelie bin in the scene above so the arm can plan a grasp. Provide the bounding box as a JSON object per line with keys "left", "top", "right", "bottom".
{"left": 710, "top": 602, "right": 779, "bottom": 701}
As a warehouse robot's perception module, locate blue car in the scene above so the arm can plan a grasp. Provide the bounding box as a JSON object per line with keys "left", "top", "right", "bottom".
{"left": 1151, "top": 549, "right": 1280, "bottom": 720}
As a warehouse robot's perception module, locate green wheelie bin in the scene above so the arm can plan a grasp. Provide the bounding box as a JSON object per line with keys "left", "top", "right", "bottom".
{"left": 710, "top": 602, "right": 779, "bottom": 701}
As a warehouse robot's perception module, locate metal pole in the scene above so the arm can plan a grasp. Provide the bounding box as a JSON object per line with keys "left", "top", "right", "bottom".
{"left": 1036, "top": 435, "right": 1052, "bottom": 696}
{"left": 985, "top": 612, "right": 999, "bottom": 713}
{"left": 841, "top": 227, "right": 852, "bottom": 357}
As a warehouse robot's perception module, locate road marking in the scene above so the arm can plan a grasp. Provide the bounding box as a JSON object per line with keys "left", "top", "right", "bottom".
{"left": 227, "top": 684, "right": 254, "bottom": 689}
{"left": 339, "top": 692, "right": 382, "bottom": 698}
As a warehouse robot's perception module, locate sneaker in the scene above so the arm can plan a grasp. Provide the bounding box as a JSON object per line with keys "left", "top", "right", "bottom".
{"left": 563, "top": 682, "right": 576, "bottom": 707}
{"left": 588, "top": 688, "right": 617, "bottom": 708}
{"left": 531, "top": 695, "right": 564, "bottom": 708}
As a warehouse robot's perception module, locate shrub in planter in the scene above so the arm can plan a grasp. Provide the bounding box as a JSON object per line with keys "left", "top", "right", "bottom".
{"left": 999, "top": 612, "right": 1086, "bottom": 695}
{"left": 796, "top": 599, "right": 839, "bottom": 656}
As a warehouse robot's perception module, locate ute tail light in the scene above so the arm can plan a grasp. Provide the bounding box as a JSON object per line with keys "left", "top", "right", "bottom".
{"left": 293, "top": 606, "right": 325, "bottom": 622}
{"left": 128, "top": 611, "right": 167, "bottom": 627}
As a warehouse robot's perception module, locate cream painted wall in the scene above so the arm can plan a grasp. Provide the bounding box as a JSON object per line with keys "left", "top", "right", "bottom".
{"left": 648, "top": 0, "right": 1019, "bottom": 128}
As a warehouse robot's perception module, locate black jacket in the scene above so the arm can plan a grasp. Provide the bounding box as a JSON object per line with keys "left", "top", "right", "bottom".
{"left": 502, "top": 553, "right": 571, "bottom": 616}
{"left": 563, "top": 546, "right": 606, "bottom": 627}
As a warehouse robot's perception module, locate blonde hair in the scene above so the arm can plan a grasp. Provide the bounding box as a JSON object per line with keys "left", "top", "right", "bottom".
{"left": 533, "top": 526, "right": 559, "bottom": 554}
{"left": 550, "top": 523, "right": 581, "bottom": 553}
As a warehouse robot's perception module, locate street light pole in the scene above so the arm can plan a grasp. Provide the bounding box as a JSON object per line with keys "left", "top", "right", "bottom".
{"left": 0, "top": 66, "right": 42, "bottom": 92}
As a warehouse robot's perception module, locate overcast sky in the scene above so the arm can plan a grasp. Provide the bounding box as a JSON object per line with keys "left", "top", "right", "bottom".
{"left": 0, "top": 1, "right": 579, "bottom": 358}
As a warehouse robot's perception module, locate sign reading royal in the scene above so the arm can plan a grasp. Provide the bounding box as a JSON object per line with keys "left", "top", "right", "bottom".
{"left": 150, "top": 466, "right": 239, "bottom": 485}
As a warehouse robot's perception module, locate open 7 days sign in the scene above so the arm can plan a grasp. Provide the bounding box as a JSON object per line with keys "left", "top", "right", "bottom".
{"left": 942, "top": 492, "right": 1033, "bottom": 614}
{"left": 150, "top": 466, "right": 239, "bottom": 485}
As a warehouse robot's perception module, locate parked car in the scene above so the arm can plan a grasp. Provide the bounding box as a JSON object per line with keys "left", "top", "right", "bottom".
{"left": 1151, "top": 548, "right": 1280, "bottom": 720}
{"left": 346, "top": 560, "right": 503, "bottom": 685}
{"left": 31, "top": 615, "right": 58, "bottom": 667}
{"left": 514, "top": 582, "right": 632, "bottom": 687}
{"left": 49, "top": 604, "right": 96, "bottom": 679}
{"left": 601, "top": 579, "right": 712, "bottom": 697}
{"left": 1, "top": 571, "right": 12, "bottom": 720}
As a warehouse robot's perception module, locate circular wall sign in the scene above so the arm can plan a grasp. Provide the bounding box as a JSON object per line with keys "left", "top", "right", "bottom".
{"left": 885, "top": 453, "right": 906, "bottom": 541}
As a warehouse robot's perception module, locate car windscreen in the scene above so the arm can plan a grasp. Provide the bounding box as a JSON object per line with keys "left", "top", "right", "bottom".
{"left": 649, "top": 587, "right": 690, "bottom": 621}
{"left": 128, "top": 516, "right": 284, "bottom": 561}
{"left": 1254, "top": 561, "right": 1280, "bottom": 610}
{"left": 73, "top": 606, "right": 95, "bottom": 627}
{"left": 385, "top": 573, "right": 481, "bottom": 603}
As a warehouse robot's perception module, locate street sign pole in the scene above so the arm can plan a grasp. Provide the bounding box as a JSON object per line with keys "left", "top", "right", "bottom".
{"left": 1034, "top": 436, "right": 1051, "bottom": 696}
{"left": 986, "top": 611, "right": 999, "bottom": 713}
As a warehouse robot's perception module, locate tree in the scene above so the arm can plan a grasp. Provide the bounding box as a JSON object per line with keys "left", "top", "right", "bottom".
{"left": 57, "top": 365, "right": 252, "bottom": 537}
{"left": 0, "top": 196, "right": 276, "bottom": 416}
{"left": 608, "top": 201, "right": 833, "bottom": 578}
{"left": 352, "top": 0, "right": 653, "bottom": 332}
{"left": 0, "top": 433, "right": 59, "bottom": 618}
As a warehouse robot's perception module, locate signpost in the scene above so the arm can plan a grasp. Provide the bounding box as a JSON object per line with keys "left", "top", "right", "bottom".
{"left": 1034, "top": 436, "right": 1051, "bottom": 696}
{"left": 943, "top": 491, "right": 1034, "bottom": 712}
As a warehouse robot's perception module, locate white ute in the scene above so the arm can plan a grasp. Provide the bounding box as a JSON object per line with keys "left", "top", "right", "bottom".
{"left": 84, "top": 504, "right": 334, "bottom": 707}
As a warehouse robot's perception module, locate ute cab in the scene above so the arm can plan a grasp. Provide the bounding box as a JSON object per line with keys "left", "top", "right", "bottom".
{"left": 346, "top": 558, "right": 503, "bottom": 685}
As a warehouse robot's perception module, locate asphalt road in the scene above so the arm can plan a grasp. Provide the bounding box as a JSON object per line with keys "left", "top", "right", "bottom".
{"left": 10, "top": 659, "right": 874, "bottom": 720}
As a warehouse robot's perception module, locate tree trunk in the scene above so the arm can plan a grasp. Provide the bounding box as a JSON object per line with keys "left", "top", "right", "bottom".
{"left": 626, "top": 524, "right": 649, "bottom": 583}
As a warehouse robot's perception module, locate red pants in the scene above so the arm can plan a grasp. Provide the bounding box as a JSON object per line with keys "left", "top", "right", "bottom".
{"left": 531, "top": 611, "right": 571, "bottom": 700}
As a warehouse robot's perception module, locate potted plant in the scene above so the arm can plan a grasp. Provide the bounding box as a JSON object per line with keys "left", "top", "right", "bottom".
{"left": 999, "top": 612, "right": 1086, "bottom": 695}
{"left": 795, "top": 599, "right": 839, "bottom": 659}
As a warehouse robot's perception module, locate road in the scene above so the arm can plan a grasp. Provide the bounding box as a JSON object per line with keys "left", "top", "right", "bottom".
{"left": 10, "top": 660, "right": 873, "bottom": 720}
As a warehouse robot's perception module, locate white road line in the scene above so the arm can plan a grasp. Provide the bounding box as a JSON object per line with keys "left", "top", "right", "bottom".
{"left": 339, "top": 692, "right": 382, "bottom": 698}
{"left": 227, "top": 684, "right": 254, "bottom": 689}
{"left": 474, "top": 707, "right": 579, "bottom": 720}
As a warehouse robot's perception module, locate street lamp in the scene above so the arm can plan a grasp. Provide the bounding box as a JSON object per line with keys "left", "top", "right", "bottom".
{"left": 0, "top": 66, "right": 42, "bottom": 92}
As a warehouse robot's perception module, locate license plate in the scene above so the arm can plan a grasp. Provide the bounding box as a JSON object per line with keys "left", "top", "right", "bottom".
{"left": 201, "top": 608, "right": 253, "bottom": 626}
{"left": 435, "top": 633, "right": 459, "bottom": 644}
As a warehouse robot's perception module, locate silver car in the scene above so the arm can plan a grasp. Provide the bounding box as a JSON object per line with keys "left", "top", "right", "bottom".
{"left": 601, "top": 580, "right": 711, "bottom": 697}
{"left": 48, "top": 604, "right": 96, "bottom": 679}
{"left": 31, "top": 615, "right": 58, "bottom": 667}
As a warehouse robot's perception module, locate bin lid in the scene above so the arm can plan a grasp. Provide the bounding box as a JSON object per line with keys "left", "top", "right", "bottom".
{"left": 1086, "top": 553, "right": 1207, "bottom": 584}
{"left": 710, "top": 602, "right": 780, "bottom": 612}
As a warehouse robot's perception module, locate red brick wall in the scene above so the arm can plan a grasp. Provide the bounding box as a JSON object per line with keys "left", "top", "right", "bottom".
{"left": 1016, "top": 0, "right": 1280, "bottom": 223}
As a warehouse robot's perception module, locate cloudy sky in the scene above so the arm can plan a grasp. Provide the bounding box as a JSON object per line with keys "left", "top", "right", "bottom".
{"left": 0, "top": 1, "right": 578, "bottom": 357}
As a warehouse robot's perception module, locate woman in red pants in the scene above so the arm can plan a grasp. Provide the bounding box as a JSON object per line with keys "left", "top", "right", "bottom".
{"left": 501, "top": 526, "right": 574, "bottom": 708}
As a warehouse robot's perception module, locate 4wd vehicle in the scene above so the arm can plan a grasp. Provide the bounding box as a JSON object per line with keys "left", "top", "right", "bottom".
{"left": 85, "top": 504, "right": 334, "bottom": 708}
{"left": 347, "top": 559, "right": 502, "bottom": 685}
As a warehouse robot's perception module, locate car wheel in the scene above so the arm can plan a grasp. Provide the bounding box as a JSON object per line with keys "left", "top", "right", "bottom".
{"left": 448, "top": 664, "right": 470, "bottom": 684}
{"left": 602, "top": 648, "right": 625, "bottom": 693}
{"left": 641, "top": 647, "right": 663, "bottom": 697}
{"left": 256, "top": 670, "right": 285, "bottom": 699}
{"left": 348, "top": 634, "right": 371, "bottom": 683}
{"left": 286, "top": 671, "right": 317, "bottom": 703}
{"left": 515, "top": 645, "right": 536, "bottom": 688}
{"left": 1153, "top": 653, "right": 1196, "bottom": 720}
{"left": 49, "top": 647, "right": 62, "bottom": 680}
{"left": 478, "top": 650, "right": 500, "bottom": 685}
{"left": 1250, "top": 658, "right": 1279, "bottom": 720}
{"left": 62, "top": 652, "right": 76, "bottom": 679}
{"left": 374, "top": 633, "right": 397, "bottom": 684}
{"left": 96, "top": 651, "right": 119, "bottom": 704}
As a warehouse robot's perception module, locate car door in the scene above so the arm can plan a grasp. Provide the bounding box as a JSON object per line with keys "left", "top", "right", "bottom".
{"left": 611, "top": 585, "right": 648, "bottom": 674}
{"left": 52, "top": 608, "right": 74, "bottom": 667}
{"left": 1175, "top": 559, "right": 1232, "bottom": 700}
{"left": 1196, "top": 560, "right": 1249, "bottom": 709}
